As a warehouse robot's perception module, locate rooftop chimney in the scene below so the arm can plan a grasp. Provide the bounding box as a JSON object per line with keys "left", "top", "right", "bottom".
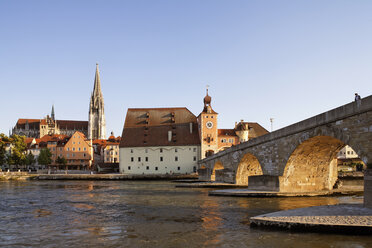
{"left": 168, "top": 131, "right": 172, "bottom": 142}
{"left": 189, "top": 123, "right": 193, "bottom": 133}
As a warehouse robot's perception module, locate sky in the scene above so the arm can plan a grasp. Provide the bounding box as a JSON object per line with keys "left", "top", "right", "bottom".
{"left": 1, "top": 0, "right": 371, "bottom": 137}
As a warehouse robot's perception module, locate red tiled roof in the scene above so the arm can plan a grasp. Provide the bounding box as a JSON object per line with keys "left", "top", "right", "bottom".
{"left": 218, "top": 129, "right": 237, "bottom": 137}
{"left": 120, "top": 108, "right": 200, "bottom": 148}
{"left": 15, "top": 118, "right": 88, "bottom": 130}
{"left": 16, "top": 119, "right": 41, "bottom": 129}
{"left": 56, "top": 120, "right": 88, "bottom": 130}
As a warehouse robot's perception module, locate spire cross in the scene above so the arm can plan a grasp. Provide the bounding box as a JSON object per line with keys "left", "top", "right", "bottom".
{"left": 206, "top": 84, "right": 210, "bottom": 95}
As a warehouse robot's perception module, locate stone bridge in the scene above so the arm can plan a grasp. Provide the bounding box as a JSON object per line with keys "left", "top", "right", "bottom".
{"left": 198, "top": 95, "right": 372, "bottom": 193}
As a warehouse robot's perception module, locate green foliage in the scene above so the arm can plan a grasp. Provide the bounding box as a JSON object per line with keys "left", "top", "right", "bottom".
{"left": 56, "top": 156, "right": 67, "bottom": 167}
{"left": 25, "top": 152, "right": 36, "bottom": 166}
{"left": 38, "top": 148, "right": 52, "bottom": 166}
{"left": 7, "top": 134, "right": 27, "bottom": 166}
{"left": 0, "top": 133, "right": 7, "bottom": 165}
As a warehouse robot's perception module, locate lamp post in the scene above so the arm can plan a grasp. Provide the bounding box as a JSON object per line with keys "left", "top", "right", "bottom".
{"left": 270, "top": 118, "right": 274, "bottom": 132}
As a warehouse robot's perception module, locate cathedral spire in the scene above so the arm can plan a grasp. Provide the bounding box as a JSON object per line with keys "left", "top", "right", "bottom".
{"left": 51, "top": 105, "right": 55, "bottom": 121}
{"left": 88, "top": 63, "right": 106, "bottom": 140}
{"left": 93, "top": 63, "right": 103, "bottom": 99}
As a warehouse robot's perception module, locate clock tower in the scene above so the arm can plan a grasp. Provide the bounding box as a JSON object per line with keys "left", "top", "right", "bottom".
{"left": 198, "top": 89, "right": 218, "bottom": 159}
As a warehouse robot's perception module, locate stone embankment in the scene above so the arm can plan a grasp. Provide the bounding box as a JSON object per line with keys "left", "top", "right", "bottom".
{"left": 250, "top": 204, "right": 372, "bottom": 234}
{"left": 1, "top": 172, "right": 198, "bottom": 181}
{"left": 0, "top": 172, "right": 37, "bottom": 180}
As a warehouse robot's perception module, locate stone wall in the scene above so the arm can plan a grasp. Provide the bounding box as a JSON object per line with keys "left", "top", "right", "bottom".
{"left": 364, "top": 169, "right": 372, "bottom": 208}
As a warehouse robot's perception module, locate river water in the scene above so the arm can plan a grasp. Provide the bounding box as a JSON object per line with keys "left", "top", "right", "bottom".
{"left": 0, "top": 181, "right": 371, "bottom": 248}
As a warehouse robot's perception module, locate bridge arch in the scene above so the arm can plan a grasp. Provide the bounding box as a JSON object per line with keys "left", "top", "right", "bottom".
{"left": 281, "top": 135, "right": 349, "bottom": 192}
{"left": 211, "top": 161, "right": 224, "bottom": 181}
{"left": 235, "top": 153, "right": 263, "bottom": 185}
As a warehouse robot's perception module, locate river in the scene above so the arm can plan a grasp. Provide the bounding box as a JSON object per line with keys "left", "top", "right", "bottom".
{"left": 0, "top": 181, "right": 371, "bottom": 247}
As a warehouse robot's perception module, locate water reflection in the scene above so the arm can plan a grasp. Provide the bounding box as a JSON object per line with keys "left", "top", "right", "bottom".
{"left": 0, "top": 181, "right": 371, "bottom": 248}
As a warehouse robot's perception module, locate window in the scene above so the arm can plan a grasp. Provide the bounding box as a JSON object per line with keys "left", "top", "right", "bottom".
{"left": 128, "top": 166, "right": 131, "bottom": 170}
{"left": 72, "top": 154, "right": 75, "bottom": 157}
{"left": 211, "top": 116, "right": 214, "bottom": 118}
{"left": 84, "top": 147, "right": 86, "bottom": 151}
{"left": 145, "top": 157, "right": 148, "bottom": 162}
{"left": 205, "top": 116, "right": 208, "bottom": 118}
{"left": 160, "top": 148, "right": 163, "bottom": 153}
{"left": 175, "top": 148, "right": 178, "bottom": 153}
{"left": 193, "top": 156, "right": 196, "bottom": 161}
{"left": 193, "top": 148, "right": 196, "bottom": 152}
{"left": 130, "top": 149, "right": 133, "bottom": 153}
{"left": 221, "top": 139, "right": 224, "bottom": 143}
{"left": 115, "top": 152, "right": 118, "bottom": 155}
{"left": 160, "top": 157, "right": 163, "bottom": 162}
{"left": 78, "top": 148, "right": 81, "bottom": 151}
{"left": 175, "top": 156, "right": 178, "bottom": 162}
{"left": 155, "top": 167, "right": 158, "bottom": 171}
{"left": 131, "top": 157, "right": 134, "bottom": 162}
{"left": 193, "top": 166, "right": 197, "bottom": 172}
{"left": 145, "top": 149, "right": 148, "bottom": 153}
{"left": 73, "top": 142, "right": 75, "bottom": 144}
{"left": 83, "top": 153, "right": 86, "bottom": 157}
{"left": 138, "top": 157, "right": 141, "bottom": 162}
{"left": 146, "top": 166, "right": 149, "bottom": 170}
{"left": 53, "top": 147, "right": 55, "bottom": 151}
{"left": 59, "top": 148, "right": 62, "bottom": 151}
{"left": 177, "top": 166, "right": 180, "bottom": 171}
{"left": 72, "top": 148, "right": 75, "bottom": 151}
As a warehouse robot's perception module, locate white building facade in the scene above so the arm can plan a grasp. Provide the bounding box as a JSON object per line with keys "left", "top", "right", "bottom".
{"left": 120, "top": 145, "right": 200, "bottom": 174}
{"left": 119, "top": 108, "right": 200, "bottom": 175}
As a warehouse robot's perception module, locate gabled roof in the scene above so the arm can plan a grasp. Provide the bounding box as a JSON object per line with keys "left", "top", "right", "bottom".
{"left": 120, "top": 107, "right": 200, "bottom": 148}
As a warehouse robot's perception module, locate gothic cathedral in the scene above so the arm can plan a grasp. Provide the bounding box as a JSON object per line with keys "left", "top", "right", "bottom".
{"left": 88, "top": 64, "right": 106, "bottom": 140}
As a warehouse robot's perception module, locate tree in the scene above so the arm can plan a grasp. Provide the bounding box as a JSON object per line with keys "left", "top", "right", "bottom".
{"left": 7, "top": 134, "right": 27, "bottom": 169}
{"left": 0, "top": 133, "right": 9, "bottom": 166}
{"left": 38, "top": 148, "right": 52, "bottom": 168}
{"left": 56, "top": 156, "right": 67, "bottom": 170}
{"left": 25, "top": 152, "right": 36, "bottom": 167}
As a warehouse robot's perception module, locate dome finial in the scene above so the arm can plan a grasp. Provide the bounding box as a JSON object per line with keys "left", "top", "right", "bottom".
{"left": 204, "top": 85, "right": 211, "bottom": 106}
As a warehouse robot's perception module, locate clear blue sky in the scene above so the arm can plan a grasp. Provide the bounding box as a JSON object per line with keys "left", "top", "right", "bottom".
{"left": 1, "top": 0, "right": 371, "bottom": 136}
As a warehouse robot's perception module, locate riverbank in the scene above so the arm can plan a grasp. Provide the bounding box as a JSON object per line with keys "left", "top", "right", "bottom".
{"left": 250, "top": 204, "right": 372, "bottom": 235}
{"left": 0, "top": 172, "right": 198, "bottom": 181}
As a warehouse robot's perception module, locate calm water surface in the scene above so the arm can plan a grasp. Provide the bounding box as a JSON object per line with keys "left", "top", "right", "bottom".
{"left": 0, "top": 181, "right": 371, "bottom": 248}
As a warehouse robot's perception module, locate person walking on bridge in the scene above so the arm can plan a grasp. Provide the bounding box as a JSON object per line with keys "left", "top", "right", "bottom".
{"left": 355, "top": 93, "right": 361, "bottom": 108}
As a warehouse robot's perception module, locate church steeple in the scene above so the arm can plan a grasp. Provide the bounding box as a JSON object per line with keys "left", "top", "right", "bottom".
{"left": 93, "top": 63, "right": 103, "bottom": 99}
{"left": 51, "top": 105, "right": 55, "bottom": 121}
{"left": 88, "top": 63, "right": 106, "bottom": 140}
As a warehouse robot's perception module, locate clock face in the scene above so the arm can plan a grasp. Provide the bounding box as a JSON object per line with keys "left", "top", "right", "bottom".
{"left": 206, "top": 121, "right": 213, "bottom": 129}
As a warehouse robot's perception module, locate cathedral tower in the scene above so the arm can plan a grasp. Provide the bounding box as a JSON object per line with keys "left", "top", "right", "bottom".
{"left": 197, "top": 88, "right": 218, "bottom": 159}
{"left": 88, "top": 63, "right": 106, "bottom": 140}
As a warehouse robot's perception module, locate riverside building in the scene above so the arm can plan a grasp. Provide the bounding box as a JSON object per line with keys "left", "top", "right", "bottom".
{"left": 119, "top": 90, "right": 268, "bottom": 175}
{"left": 119, "top": 108, "right": 201, "bottom": 174}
